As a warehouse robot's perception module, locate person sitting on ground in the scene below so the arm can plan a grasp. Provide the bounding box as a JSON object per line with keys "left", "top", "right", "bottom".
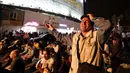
{"left": 21, "top": 43, "right": 34, "bottom": 62}
{"left": 35, "top": 48, "right": 54, "bottom": 73}
{"left": 5, "top": 49, "right": 25, "bottom": 73}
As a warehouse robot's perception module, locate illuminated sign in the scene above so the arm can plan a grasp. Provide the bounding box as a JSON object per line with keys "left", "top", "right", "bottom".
{"left": 24, "top": 21, "right": 39, "bottom": 27}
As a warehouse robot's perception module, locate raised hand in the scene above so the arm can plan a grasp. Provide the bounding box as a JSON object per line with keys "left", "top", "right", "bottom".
{"left": 87, "top": 14, "right": 94, "bottom": 21}
{"left": 46, "top": 24, "right": 55, "bottom": 31}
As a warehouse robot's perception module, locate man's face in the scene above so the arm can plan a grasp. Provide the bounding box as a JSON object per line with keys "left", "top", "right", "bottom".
{"left": 80, "top": 17, "right": 92, "bottom": 32}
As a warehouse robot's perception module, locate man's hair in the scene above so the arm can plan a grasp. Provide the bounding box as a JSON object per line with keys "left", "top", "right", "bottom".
{"left": 80, "top": 15, "right": 90, "bottom": 20}
{"left": 80, "top": 15, "right": 94, "bottom": 26}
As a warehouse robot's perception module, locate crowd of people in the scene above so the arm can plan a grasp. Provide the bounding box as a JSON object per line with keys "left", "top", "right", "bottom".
{"left": 0, "top": 14, "right": 124, "bottom": 73}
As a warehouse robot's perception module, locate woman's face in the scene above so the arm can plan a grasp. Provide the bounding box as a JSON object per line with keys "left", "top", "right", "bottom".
{"left": 112, "top": 39, "right": 118, "bottom": 45}
{"left": 43, "top": 51, "right": 48, "bottom": 60}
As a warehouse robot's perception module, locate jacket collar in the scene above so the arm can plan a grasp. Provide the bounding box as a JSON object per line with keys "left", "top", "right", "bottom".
{"left": 80, "top": 30, "right": 93, "bottom": 38}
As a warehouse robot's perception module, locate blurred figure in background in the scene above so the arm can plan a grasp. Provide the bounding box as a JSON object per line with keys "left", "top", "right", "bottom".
{"left": 5, "top": 49, "right": 25, "bottom": 73}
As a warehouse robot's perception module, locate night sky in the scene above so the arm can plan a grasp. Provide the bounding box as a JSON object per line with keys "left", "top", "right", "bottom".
{"left": 84, "top": 0, "right": 129, "bottom": 17}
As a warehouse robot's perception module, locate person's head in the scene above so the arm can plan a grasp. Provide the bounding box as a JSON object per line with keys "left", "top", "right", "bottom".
{"left": 34, "top": 40, "right": 47, "bottom": 50}
{"left": 33, "top": 40, "right": 40, "bottom": 49}
{"left": 80, "top": 15, "right": 94, "bottom": 33}
{"left": 9, "top": 50, "right": 19, "bottom": 59}
{"left": 33, "top": 33, "right": 56, "bottom": 50}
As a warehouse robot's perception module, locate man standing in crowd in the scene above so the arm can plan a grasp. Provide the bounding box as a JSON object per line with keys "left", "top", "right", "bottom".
{"left": 70, "top": 14, "right": 111, "bottom": 73}
{"left": 47, "top": 13, "right": 111, "bottom": 73}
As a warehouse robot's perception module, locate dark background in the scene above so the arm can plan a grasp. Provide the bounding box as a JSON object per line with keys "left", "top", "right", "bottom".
{"left": 84, "top": 0, "right": 130, "bottom": 18}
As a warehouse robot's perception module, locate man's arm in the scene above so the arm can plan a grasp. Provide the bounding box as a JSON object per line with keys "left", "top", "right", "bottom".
{"left": 46, "top": 24, "right": 73, "bottom": 46}
{"left": 6, "top": 59, "right": 16, "bottom": 71}
{"left": 88, "top": 14, "right": 112, "bottom": 44}
{"left": 88, "top": 14, "right": 111, "bottom": 33}
{"left": 46, "top": 24, "right": 62, "bottom": 41}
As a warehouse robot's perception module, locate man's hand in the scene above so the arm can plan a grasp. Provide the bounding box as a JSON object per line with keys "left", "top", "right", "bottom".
{"left": 46, "top": 24, "right": 55, "bottom": 31}
{"left": 87, "top": 14, "right": 94, "bottom": 21}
